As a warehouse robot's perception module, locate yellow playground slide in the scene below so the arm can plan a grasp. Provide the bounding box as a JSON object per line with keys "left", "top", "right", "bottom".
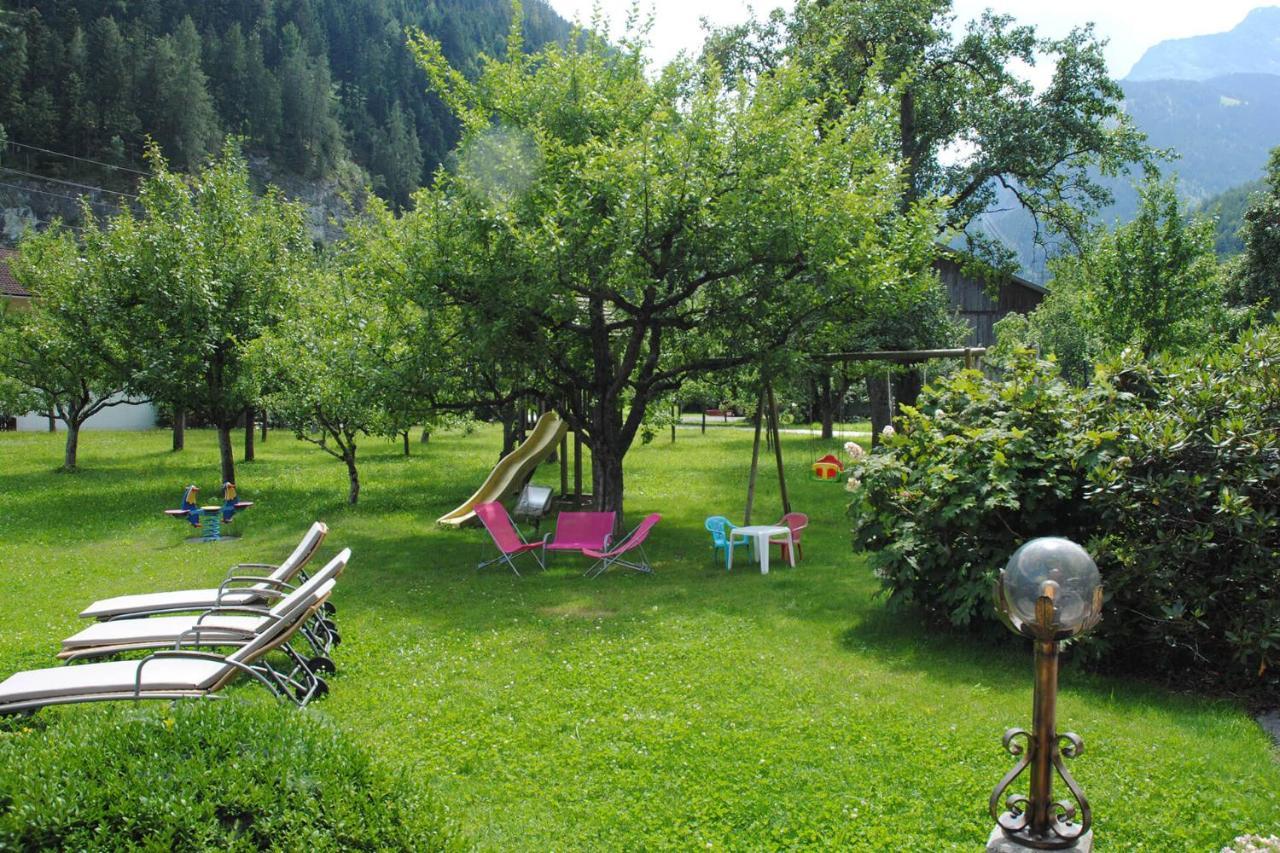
{"left": 436, "top": 411, "right": 570, "bottom": 527}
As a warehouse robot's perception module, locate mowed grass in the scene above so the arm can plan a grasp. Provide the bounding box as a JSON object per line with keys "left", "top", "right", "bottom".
{"left": 1, "top": 426, "right": 1278, "bottom": 850}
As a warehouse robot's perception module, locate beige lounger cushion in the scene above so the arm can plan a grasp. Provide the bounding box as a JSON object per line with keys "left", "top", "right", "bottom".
{"left": 0, "top": 658, "right": 228, "bottom": 705}
{"left": 61, "top": 615, "right": 265, "bottom": 650}
{"left": 78, "top": 589, "right": 261, "bottom": 620}
{"left": 78, "top": 521, "right": 328, "bottom": 620}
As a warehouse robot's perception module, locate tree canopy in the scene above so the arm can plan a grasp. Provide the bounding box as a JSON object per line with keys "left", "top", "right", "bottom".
{"left": 387, "top": 12, "right": 941, "bottom": 520}
{"left": 705, "top": 0, "right": 1152, "bottom": 271}
{"left": 107, "top": 144, "right": 314, "bottom": 484}
{"left": 1231, "top": 146, "right": 1280, "bottom": 317}
{"left": 0, "top": 221, "right": 135, "bottom": 469}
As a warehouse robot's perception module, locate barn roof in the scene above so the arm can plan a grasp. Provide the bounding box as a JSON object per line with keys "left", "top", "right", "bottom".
{"left": 934, "top": 246, "right": 1047, "bottom": 296}
{"left": 0, "top": 247, "right": 29, "bottom": 298}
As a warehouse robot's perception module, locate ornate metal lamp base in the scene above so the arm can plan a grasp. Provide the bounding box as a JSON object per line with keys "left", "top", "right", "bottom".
{"left": 986, "top": 826, "right": 1093, "bottom": 852}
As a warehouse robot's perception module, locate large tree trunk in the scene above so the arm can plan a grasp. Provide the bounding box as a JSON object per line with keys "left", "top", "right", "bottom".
{"left": 260, "top": 412, "right": 267, "bottom": 442}
{"left": 500, "top": 405, "right": 517, "bottom": 459}
{"left": 893, "top": 369, "right": 924, "bottom": 415}
{"left": 590, "top": 442, "right": 624, "bottom": 531}
{"left": 402, "top": 430, "right": 410, "bottom": 456}
{"left": 817, "top": 372, "right": 836, "bottom": 440}
{"left": 344, "top": 448, "right": 360, "bottom": 505}
{"left": 244, "top": 411, "right": 255, "bottom": 462}
{"left": 420, "top": 427, "right": 430, "bottom": 444}
{"left": 867, "top": 373, "right": 893, "bottom": 447}
{"left": 217, "top": 424, "right": 236, "bottom": 485}
{"left": 172, "top": 409, "right": 185, "bottom": 451}
{"left": 62, "top": 421, "right": 80, "bottom": 471}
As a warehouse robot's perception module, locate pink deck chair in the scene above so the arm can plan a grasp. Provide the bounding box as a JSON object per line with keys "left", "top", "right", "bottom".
{"left": 541, "top": 511, "right": 616, "bottom": 561}
{"left": 583, "top": 514, "right": 661, "bottom": 577}
{"left": 475, "top": 502, "right": 545, "bottom": 576}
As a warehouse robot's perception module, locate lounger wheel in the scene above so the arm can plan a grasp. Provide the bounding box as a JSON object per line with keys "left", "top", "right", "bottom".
{"left": 307, "top": 655, "right": 336, "bottom": 675}
{"left": 298, "top": 678, "right": 329, "bottom": 703}
{"left": 321, "top": 618, "right": 338, "bottom": 633}
{"left": 322, "top": 602, "right": 337, "bottom": 615}
{"left": 326, "top": 630, "right": 341, "bottom": 648}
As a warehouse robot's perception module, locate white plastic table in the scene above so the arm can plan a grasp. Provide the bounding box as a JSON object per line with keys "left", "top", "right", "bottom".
{"left": 729, "top": 525, "right": 794, "bottom": 574}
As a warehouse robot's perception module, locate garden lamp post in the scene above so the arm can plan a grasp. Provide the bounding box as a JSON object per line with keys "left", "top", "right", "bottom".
{"left": 987, "top": 537, "right": 1103, "bottom": 852}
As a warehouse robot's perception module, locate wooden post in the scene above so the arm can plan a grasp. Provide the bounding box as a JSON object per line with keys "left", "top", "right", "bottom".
{"left": 701, "top": 409, "right": 706, "bottom": 434}
{"left": 767, "top": 382, "right": 790, "bottom": 516}
{"left": 744, "top": 387, "right": 766, "bottom": 525}
{"left": 559, "top": 432, "right": 569, "bottom": 496}
{"left": 172, "top": 409, "right": 185, "bottom": 452}
{"left": 573, "top": 429, "right": 583, "bottom": 504}
{"left": 964, "top": 347, "right": 975, "bottom": 370}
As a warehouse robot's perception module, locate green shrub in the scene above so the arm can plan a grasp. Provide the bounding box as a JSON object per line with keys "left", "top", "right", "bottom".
{"left": 1084, "top": 333, "right": 1280, "bottom": 682}
{"left": 0, "top": 701, "right": 458, "bottom": 851}
{"left": 850, "top": 329, "right": 1280, "bottom": 694}
{"left": 848, "top": 351, "right": 1111, "bottom": 631}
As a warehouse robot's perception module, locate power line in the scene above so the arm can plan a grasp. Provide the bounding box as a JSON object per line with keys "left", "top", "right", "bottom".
{"left": 0, "top": 179, "right": 124, "bottom": 209}
{"left": 0, "top": 166, "right": 139, "bottom": 199}
{"left": 2, "top": 139, "right": 151, "bottom": 177}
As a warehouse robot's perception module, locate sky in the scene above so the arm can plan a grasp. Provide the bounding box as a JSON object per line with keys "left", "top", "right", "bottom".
{"left": 544, "top": 0, "right": 1273, "bottom": 79}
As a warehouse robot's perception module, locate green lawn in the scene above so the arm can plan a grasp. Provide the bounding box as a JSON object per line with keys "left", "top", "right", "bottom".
{"left": 1, "top": 426, "right": 1277, "bottom": 850}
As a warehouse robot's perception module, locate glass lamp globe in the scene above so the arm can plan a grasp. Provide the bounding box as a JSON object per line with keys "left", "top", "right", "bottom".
{"left": 1001, "top": 537, "right": 1100, "bottom": 635}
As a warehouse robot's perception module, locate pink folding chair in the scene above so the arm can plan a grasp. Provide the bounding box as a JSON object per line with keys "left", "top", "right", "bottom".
{"left": 475, "top": 502, "right": 545, "bottom": 576}
{"left": 770, "top": 512, "right": 808, "bottom": 564}
{"left": 541, "top": 511, "right": 616, "bottom": 562}
{"left": 583, "top": 514, "right": 661, "bottom": 577}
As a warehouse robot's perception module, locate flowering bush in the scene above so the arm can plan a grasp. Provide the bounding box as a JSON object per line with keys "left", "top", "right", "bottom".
{"left": 849, "top": 330, "right": 1280, "bottom": 693}
{"left": 1222, "top": 836, "right": 1280, "bottom": 853}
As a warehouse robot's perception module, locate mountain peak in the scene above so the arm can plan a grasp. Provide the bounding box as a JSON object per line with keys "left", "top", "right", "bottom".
{"left": 1127, "top": 6, "right": 1280, "bottom": 81}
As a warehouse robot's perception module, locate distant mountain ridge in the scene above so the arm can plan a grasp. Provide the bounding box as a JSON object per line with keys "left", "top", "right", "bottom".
{"left": 1127, "top": 7, "right": 1280, "bottom": 81}
{"left": 975, "top": 9, "right": 1280, "bottom": 281}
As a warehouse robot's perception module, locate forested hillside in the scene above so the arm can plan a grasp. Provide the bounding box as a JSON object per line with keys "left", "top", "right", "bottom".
{"left": 0, "top": 0, "right": 571, "bottom": 206}
{"left": 1197, "top": 177, "right": 1268, "bottom": 255}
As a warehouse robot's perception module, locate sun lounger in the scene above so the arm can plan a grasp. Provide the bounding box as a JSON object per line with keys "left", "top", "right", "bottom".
{"left": 57, "top": 550, "right": 349, "bottom": 665}
{"left": 584, "top": 514, "right": 660, "bottom": 577}
{"left": 0, "top": 554, "right": 348, "bottom": 716}
{"left": 79, "top": 522, "right": 328, "bottom": 620}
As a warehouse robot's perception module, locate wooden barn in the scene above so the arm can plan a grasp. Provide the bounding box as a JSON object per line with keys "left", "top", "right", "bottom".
{"left": 934, "top": 253, "right": 1046, "bottom": 347}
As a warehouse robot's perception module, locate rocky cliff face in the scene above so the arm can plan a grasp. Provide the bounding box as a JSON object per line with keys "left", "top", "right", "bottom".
{"left": 0, "top": 156, "right": 367, "bottom": 245}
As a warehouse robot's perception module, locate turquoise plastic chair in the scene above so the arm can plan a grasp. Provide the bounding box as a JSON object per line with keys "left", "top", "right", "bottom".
{"left": 704, "top": 516, "right": 750, "bottom": 570}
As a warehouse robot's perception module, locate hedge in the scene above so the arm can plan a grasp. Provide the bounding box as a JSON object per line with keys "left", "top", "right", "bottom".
{"left": 0, "top": 701, "right": 459, "bottom": 850}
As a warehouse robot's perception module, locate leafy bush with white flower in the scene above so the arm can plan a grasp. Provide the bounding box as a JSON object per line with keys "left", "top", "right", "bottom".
{"left": 849, "top": 330, "right": 1280, "bottom": 693}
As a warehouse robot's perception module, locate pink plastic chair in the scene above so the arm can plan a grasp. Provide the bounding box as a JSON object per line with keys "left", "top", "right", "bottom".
{"left": 542, "top": 511, "right": 616, "bottom": 561}
{"left": 771, "top": 512, "right": 808, "bottom": 564}
{"left": 475, "top": 502, "right": 545, "bottom": 576}
{"left": 583, "top": 514, "right": 661, "bottom": 577}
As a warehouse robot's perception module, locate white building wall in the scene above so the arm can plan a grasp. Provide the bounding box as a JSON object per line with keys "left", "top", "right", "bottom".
{"left": 14, "top": 399, "right": 157, "bottom": 431}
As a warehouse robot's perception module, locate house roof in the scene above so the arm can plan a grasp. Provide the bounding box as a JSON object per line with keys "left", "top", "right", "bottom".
{"left": 934, "top": 245, "right": 1047, "bottom": 295}
{"left": 0, "top": 247, "right": 29, "bottom": 298}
